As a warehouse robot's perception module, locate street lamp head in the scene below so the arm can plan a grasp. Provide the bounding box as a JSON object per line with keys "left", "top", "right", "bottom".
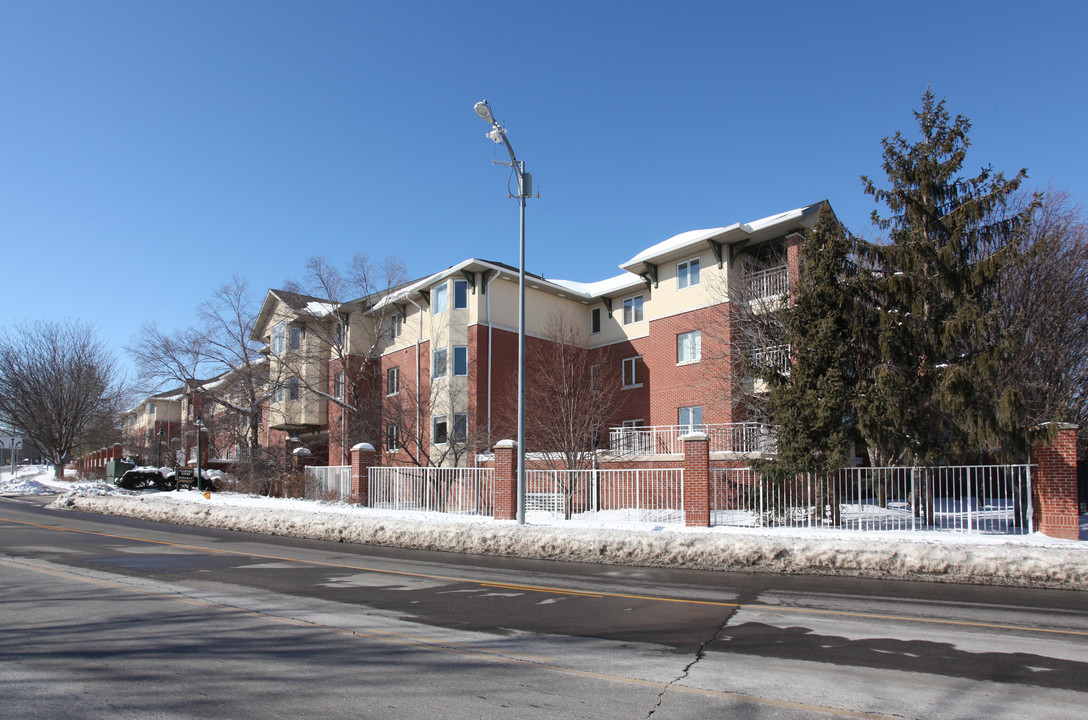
{"left": 474, "top": 100, "right": 495, "bottom": 123}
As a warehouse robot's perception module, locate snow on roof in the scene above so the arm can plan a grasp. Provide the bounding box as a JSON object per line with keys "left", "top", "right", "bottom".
{"left": 304, "top": 301, "right": 337, "bottom": 317}
{"left": 621, "top": 203, "right": 820, "bottom": 270}
{"left": 548, "top": 272, "right": 644, "bottom": 298}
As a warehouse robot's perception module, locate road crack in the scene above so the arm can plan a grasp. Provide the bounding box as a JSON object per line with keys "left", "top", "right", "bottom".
{"left": 645, "top": 592, "right": 753, "bottom": 719}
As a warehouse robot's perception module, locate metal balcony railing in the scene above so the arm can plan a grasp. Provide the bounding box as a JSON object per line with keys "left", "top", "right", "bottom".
{"left": 608, "top": 423, "right": 777, "bottom": 456}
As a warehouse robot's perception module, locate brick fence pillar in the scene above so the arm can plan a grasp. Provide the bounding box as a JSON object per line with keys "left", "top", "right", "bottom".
{"left": 350, "top": 443, "right": 376, "bottom": 506}
{"left": 1032, "top": 424, "right": 1079, "bottom": 540}
{"left": 293, "top": 447, "right": 315, "bottom": 472}
{"left": 683, "top": 432, "right": 711, "bottom": 527}
{"left": 494, "top": 440, "right": 517, "bottom": 520}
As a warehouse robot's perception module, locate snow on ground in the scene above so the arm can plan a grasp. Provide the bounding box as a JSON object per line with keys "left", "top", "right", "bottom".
{"left": 4, "top": 466, "right": 1087, "bottom": 590}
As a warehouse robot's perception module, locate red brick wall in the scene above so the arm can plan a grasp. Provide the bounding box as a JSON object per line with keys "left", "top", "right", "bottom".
{"left": 1033, "top": 424, "right": 1080, "bottom": 540}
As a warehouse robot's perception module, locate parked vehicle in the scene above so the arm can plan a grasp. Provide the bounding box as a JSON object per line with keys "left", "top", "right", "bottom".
{"left": 115, "top": 467, "right": 176, "bottom": 491}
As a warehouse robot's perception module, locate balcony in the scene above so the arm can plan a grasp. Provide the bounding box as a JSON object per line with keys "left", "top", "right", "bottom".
{"left": 745, "top": 265, "right": 788, "bottom": 304}
{"left": 608, "top": 423, "right": 777, "bottom": 456}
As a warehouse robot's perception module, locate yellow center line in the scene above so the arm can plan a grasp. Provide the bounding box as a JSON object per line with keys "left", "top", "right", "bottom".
{"left": 3, "top": 513, "right": 1086, "bottom": 638}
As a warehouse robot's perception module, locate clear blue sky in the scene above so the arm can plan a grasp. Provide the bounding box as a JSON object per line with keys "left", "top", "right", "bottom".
{"left": 2, "top": 1, "right": 1085, "bottom": 378}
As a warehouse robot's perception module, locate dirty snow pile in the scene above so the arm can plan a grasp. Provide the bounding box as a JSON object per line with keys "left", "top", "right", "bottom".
{"left": 5, "top": 467, "right": 1085, "bottom": 590}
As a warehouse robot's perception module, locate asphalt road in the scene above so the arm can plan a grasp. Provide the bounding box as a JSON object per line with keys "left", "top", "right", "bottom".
{"left": 1, "top": 497, "right": 1086, "bottom": 719}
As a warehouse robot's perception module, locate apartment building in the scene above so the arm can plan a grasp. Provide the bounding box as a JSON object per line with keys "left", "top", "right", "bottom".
{"left": 119, "top": 389, "right": 185, "bottom": 466}
{"left": 248, "top": 201, "right": 822, "bottom": 467}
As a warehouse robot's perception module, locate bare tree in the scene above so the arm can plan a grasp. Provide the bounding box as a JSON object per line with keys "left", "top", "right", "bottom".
{"left": 0, "top": 320, "right": 126, "bottom": 477}
{"left": 280, "top": 252, "right": 407, "bottom": 463}
{"left": 129, "top": 277, "right": 279, "bottom": 486}
{"left": 985, "top": 188, "right": 1088, "bottom": 455}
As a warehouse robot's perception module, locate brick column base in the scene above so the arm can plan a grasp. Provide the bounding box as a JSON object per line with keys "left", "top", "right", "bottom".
{"left": 350, "top": 443, "right": 376, "bottom": 506}
{"left": 683, "top": 432, "right": 710, "bottom": 527}
{"left": 1033, "top": 424, "right": 1079, "bottom": 540}
{"left": 494, "top": 440, "right": 517, "bottom": 520}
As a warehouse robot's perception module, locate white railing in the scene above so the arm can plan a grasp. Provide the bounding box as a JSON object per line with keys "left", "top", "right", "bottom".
{"left": 712, "top": 465, "right": 1033, "bottom": 534}
{"left": 746, "top": 265, "right": 788, "bottom": 302}
{"left": 750, "top": 344, "right": 791, "bottom": 376}
{"left": 304, "top": 465, "right": 352, "bottom": 502}
{"left": 525, "top": 468, "right": 684, "bottom": 525}
{"left": 609, "top": 423, "right": 776, "bottom": 456}
{"left": 368, "top": 466, "right": 494, "bottom": 516}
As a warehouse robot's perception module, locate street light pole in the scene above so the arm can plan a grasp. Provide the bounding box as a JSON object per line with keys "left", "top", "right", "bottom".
{"left": 474, "top": 100, "right": 533, "bottom": 525}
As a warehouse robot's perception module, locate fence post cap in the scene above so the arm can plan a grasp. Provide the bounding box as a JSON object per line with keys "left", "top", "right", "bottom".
{"left": 680, "top": 431, "right": 709, "bottom": 442}
{"left": 494, "top": 439, "right": 517, "bottom": 449}
{"left": 292, "top": 447, "right": 312, "bottom": 456}
{"left": 351, "top": 442, "right": 376, "bottom": 452}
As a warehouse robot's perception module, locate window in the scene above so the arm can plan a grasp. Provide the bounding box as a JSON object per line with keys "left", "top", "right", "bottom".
{"left": 622, "top": 419, "right": 645, "bottom": 429}
{"left": 677, "top": 257, "right": 701, "bottom": 289}
{"left": 387, "top": 367, "right": 399, "bottom": 395}
{"left": 433, "top": 415, "right": 448, "bottom": 445}
{"left": 148, "top": 402, "right": 156, "bottom": 414}
{"left": 389, "top": 310, "right": 403, "bottom": 340}
{"left": 591, "top": 307, "right": 601, "bottom": 334}
{"left": 453, "top": 346, "right": 468, "bottom": 376}
{"left": 433, "top": 283, "right": 448, "bottom": 314}
{"left": 271, "top": 321, "right": 286, "bottom": 354}
{"left": 677, "top": 330, "right": 702, "bottom": 364}
{"left": 622, "top": 356, "right": 643, "bottom": 387}
{"left": 334, "top": 319, "right": 346, "bottom": 348}
{"left": 590, "top": 364, "right": 599, "bottom": 392}
{"left": 453, "top": 279, "right": 468, "bottom": 309}
{"left": 273, "top": 382, "right": 285, "bottom": 404}
{"left": 622, "top": 295, "right": 644, "bottom": 325}
{"left": 289, "top": 326, "right": 302, "bottom": 350}
{"left": 333, "top": 371, "right": 345, "bottom": 398}
{"left": 679, "top": 405, "right": 703, "bottom": 431}
{"left": 432, "top": 349, "right": 447, "bottom": 379}
{"left": 386, "top": 424, "right": 399, "bottom": 452}
{"left": 288, "top": 377, "right": 300, "bottom": 401}
{"left": 453, "top": 413, "right": 468, "bottom": 442}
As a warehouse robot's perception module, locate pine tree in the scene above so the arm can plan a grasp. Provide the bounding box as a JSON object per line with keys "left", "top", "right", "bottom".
{"left": 857, "top": 89, "right": 1036, "bottom": 465}
{"left": 760, "top": 202, "right": 860, "bottom": 480}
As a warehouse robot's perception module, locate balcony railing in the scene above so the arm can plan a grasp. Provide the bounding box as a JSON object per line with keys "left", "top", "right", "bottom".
{"left": 608, "top": 423, "right": 777, "bottom": 456}
{"left": 750, "top": 344, "right": 791, "bottom": 376}
{"left": 745, "top": 265, "right": 788, "bottom": 303}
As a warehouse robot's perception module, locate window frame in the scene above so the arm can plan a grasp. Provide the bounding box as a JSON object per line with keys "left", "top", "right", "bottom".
{"left": 678, "top": 405, "right": 703, "bottom": 431}
{"left": 389, "top": 310, "right": 403, "bottom": 340}
{"left": 432, "top": 348, "right": 448, "bottom": 379}
{"left": 622, "top": 356, "right": 643, "bottom": 388}
{"left": 432, "top": 283, "right": 448, "bottom": 314}
{"left": 452, "top": 413, "right": 468, "bottom": 442}
{"left": 333, "top": 371, "right": 345, "bottom": 399}
{"left": 386, "top": 424, "right": 399, "bottom": 453}
{"left": 453, "top": 345, "right": 468, "bottom": 376}
{"left": 287, "top": 377, "right": 301, "bottom": 401}
{"left": 622, "top": 295, "right": 644, "bottom": 325}
{"left": 677, "top": 257, "right": 701, "bottom": 290}
{"left": 677, "top": 329, "right": 702, "bottom": 364}
{"left": 432, "top": 415, "right": 449, "bottom": 445}
{"left": 590, "top": 306, "right": 602, "bottom": 334}
{"left": 453, "top": 279, "right": 468, "bottom": 309}
{"left": 271, "top": 321, "right": 286, "bottom": 354}
{"left": 387, "top": 366, "right": 399, "bottom": 395}
{"left": 289, "top": 326, "right": 302, "bottom": 350}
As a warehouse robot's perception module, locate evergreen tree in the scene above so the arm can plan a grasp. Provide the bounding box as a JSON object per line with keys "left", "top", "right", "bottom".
{"left": 759, "top": 202, "right": 860, "bottom": 480}
{"left": 857, "top": 89, "right": 1036, "bottom": 464}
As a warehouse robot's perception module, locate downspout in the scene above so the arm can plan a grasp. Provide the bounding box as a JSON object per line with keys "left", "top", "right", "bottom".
{"left": 484, "top": 270, "right": 499, "bottom": 447}
{"left": 408, "top": 297, "right": 425, "bottom": 458}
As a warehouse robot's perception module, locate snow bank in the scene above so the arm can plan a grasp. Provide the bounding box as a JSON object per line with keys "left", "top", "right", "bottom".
{"left": 47, "top": 488, "right": 1088, "bottom": 591}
